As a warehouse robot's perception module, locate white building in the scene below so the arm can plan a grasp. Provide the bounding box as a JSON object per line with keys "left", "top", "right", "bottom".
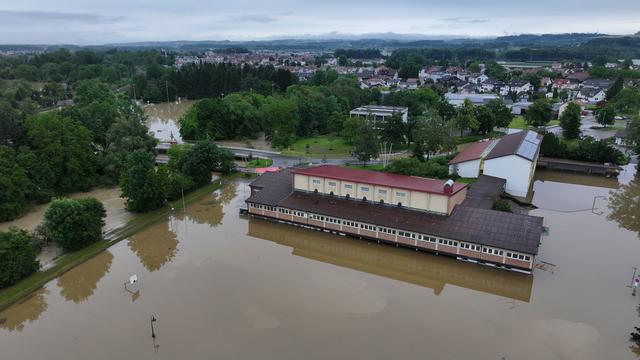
{"left": 448, "top": 140, "right": 498, "bottom": 178}
{"left": 449, "top": 130, "right": 542, "bottom": 198}
{"left": 445, "top": 93, "right": 498, "bottom": 107}
{"left": 349, "top": 105, "right": 409, "bottom": 123}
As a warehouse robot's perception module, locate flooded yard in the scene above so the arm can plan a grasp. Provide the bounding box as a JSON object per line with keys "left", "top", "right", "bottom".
{"left": 1, "top": 166, "right": 640, "bottom": 359}
{"left": 144, "top": 100, "right": 195, "bottom": 144}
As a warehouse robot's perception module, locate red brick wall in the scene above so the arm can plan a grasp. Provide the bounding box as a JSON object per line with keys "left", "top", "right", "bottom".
{"left": 308, "top": 219, "right": 323, "bottom": 228}
{"left": 458, "top": 249, "right": 480, "bottom": 258}
{"left": 437, "top": 244, "right": 458, "bottom": 255}
{"left": 360, "top": 229, "right": 376, "bottom": 238}
{"left": 504, "top": 258, "right": 532, "bottom": 270}
{"left": 481, "top": 253, "right": 504, "bottom": 264}
{"left": 396, "top": 237, "right": 415, "bottom": 246}
{"left": 378, "top": 233, "right": 396, "bottom": 242}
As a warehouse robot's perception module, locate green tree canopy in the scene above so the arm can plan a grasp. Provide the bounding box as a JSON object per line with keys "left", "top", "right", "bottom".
{"left": 559, "top": 102, "right": 582, "bottom": 139}
{"left": 261, "top": 97, "right": 300, "bottom": 148}
{"left": 44, "top": 197, "right": 106, "bottom": 251}
{"left": 24, "top": 112, "right": 97, "bottom": 194}
{"left": 178, "top": 142, "right": 235, "bottom": 186}
{"left": 119, "top": 150, "right": 168, "bottom": 212}
{"left": 0, "top": 146, "right": 29, "bottom": 221}
{"left": 454, "top": 99, "right": 479, "bottom": 135}
{"left": 525, "top": 99, "right": 553, "bottom": 128}
{"left": 596, "top": 103, "right": 616, "bottom": 127}
{"left": 0, "top": 228, "right": 40, "bottom": 288}
{"left": 353, "top": 119, "right": 379, "bottom": 166}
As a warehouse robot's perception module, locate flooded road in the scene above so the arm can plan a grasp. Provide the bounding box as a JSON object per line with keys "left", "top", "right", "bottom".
{"left": 144, "top": 100, "right": 195, "bottom": 144}
{"left": 2, "top": 167, "right": 640, "bottom": 359}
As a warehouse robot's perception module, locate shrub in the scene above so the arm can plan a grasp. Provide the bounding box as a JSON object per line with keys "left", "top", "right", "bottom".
{"left": 0, "top": 228, "right": 40, "bottom": 288}
{"left": 44, "top": 198, "right": 106, "bottom": 251}
{"left": 493, "top": 199, "right": 512, "bottom": 212}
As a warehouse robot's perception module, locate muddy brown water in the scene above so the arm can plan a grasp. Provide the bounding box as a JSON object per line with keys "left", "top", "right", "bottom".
{"left": 144, "top": 100, "right": 195, "bottom": 144}
{"left": 1, "top": 167, "right": 640, "bottom": 359}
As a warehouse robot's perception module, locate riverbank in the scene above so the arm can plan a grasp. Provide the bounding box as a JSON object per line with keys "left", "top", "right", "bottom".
{"left": 0, "top": 177, "right": 232, "bottom": 312}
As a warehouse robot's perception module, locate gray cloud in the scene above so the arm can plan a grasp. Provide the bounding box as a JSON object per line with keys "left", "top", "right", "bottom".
{"left": 0, "top": 10, "right": 125, "bottom": 24}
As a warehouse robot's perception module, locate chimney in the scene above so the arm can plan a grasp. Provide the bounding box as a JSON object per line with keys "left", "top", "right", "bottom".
{"left": 443, "top": 179, "right": 454, "bottom": 194}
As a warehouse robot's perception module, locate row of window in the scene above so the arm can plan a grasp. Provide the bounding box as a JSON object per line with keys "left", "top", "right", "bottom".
{"left": 460, "top": 243, "right": 481, "bottom": 251}
{"left": 308, "top": 180, "right": 406, "bottom": 198}
{"left": 439, "top": 239, "right": 459, "bottom": 247}
{"left": 483, "top": 248, "right": 504, "bottom": 256}
{"left": 506, "top": 252, "right": 531, "bottom": 261}
{"left": 251, "top": 203, "right": 532, "bottom": 262}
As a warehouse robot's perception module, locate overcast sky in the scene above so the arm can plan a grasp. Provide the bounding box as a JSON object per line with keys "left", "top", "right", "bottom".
{"left": 1, "top": 0, "right": 639, "bottom": 44}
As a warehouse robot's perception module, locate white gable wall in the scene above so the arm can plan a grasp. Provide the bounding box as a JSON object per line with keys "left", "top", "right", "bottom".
{"left": 449, "top": 159, "right": 481, "bottom": 178}
{"left": 483, "top": 155, "right": 534, "bottom": 197}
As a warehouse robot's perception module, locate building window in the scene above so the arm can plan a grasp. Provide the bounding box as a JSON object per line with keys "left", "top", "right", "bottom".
{"left": 360, "top": 186, "right": 369, "bottom": 192}
{"left": 344, "top": 184, "right": 353, "bottom": 189}
{"left": 312, "top": 179, "right": 321, "bottom": 185}
{"left": 378, "top": 189, "right": 387, "bottom": 195}
{"left": 328, "top": 181, "right": 336, "bottom": 187}
{"left": 396, "top": 192, "right": 405, "bottom": 197}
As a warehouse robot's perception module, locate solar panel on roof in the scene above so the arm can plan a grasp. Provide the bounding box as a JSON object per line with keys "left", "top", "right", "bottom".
{"left": 517, "top": 141, "right": 538, "bottom": 161}
{"left": 524, "top": 131, "right": 540, "bottom": 145}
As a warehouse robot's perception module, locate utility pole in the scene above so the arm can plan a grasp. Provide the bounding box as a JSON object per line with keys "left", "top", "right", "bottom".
{"left": 150, "top": 315, "right": 157, "bottom": 338}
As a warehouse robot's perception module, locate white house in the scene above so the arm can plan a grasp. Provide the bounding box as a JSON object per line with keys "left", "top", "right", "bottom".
{"left": 577, "top": 88, "right": 606, "bottom": 103}
{"left": 482, "top": 131, "right": 542, "bottom": 198}
{"left": 449, "top": 130, "right": 542, "bottom": 197}
{"left": 448, "top": 140, "right": 498, "bottom": 178}
{"left": 445, "top": 93, "right": 498, "bottom": 107}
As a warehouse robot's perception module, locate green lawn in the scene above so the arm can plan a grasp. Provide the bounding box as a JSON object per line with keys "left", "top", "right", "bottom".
{"left": 509, "top": 116, "right": 559, "bottom": 129}
{"left": 590, "top": 125, "right": 625, "bottom": 131}
{"left": 281, "top": 136, "right": 353, "bottom": 157}
{"left": 245, "top": 158, "right": 273, "bottom": 168}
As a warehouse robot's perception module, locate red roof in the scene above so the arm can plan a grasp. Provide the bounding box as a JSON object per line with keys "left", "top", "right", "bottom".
{"left": 449, "top": 141, "right": 492, "bottom": 164}
{"left": 292, "top": 165, "right": 467, "bottom": 196}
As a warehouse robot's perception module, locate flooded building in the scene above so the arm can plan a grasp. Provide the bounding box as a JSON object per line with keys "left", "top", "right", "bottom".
{"left": 246, "top": 166, "right": 543, "bottom": 272}
{"left": 349, "top": 105, "right": 409, "bottom": 123}
{"left": 449, "top": 130, "right": 542, "bottom": 197}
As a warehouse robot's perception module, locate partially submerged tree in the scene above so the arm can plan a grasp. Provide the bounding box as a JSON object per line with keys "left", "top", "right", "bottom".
{"left": 44, "top": 197, "right": 106, "bottom": 251}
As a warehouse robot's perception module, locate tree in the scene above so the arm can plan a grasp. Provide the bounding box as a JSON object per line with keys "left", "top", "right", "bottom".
{"left": 485, "top": 99, "right": 513, "bottom": 129}
{"left": 475, "top": 105, "right": 496, "bottom": 134}
{"left": 559, "top": 102, "right": 582, "bottom": 139}
{"left": 525, "top": 99, "right": 553, "bottom": 128}
{"left": 413, "top": 114, "right": 453, "bottom": 160}
{"left": 24, "top": 112, "right": 97, "bottom": 194}
{"left": 611, "top": 87, "right": 640, "bottom": 115}
{"left": 454, "top": 99, "right": 479, "bottom": 136}
{"left": 120, "top": 150, "right": 168, "bottom": 212}
{"left": 353, "top": 120, "right": 379, "bottom": 167}
{"left": 0, "top": 100, "right": 25, "bottom": 147}
{"left": 380, "top": 113, "right": 405, "bottom": 146}
{"left": 0, "top": 228, "right": 40, "bottom": 288}
{"left": 178, "top": 142, "right": 235, "bottom": 186}
{"left": 103, "top": 107, "right": 157, "bottom": 183}
{"left": 44, "top": 197, "right": 106, "bottom": 251}
{"left": 596, "top": 104, "right": 616, "bottom": 127}
{"left": 0, "top": 146, "right": 30, "bottom": 221}
{"left": 628, "top": 117, "right": 640, "bottom": 155}
{"left": 261, "top": 97, "right": 299, "bottom": 148}
{"left": 606, "top": 75, "right": 624, "bottom": 100}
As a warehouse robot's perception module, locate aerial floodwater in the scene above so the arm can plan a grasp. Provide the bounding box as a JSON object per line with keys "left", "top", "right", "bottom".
{"left": 1, "top": 164, "right": 640, "bottom": 359}
{"left": 144, "top": 100, "right": 195, "bottom": 144}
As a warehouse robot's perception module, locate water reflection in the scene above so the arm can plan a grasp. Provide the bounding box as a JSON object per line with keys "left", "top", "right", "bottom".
{"left": 536, "top": 169, "right": 620, "bottom": 189}
{"left": 128, "top": 220, "right": 178, "bottom": 272}
{"left": 57, "top": 251, "right": 113, "bottom": 303}
{"left": 0, "top": 289, "right": 48, "bottom": 332}
{"left": 174, "top": 182, "right": 237, "bottom": 227}
{"left": 609, "top": 172, "right": 640, "bottom": 237}
{"left": 144, "top": 100, "right": 195, "bottom": 144}
{"left": 247, "top": 218, "right": 533, "bottom": 302}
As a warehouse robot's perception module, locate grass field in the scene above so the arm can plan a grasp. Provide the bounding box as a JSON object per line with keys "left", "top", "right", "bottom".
{"left": 281, "top": 136, "right": 353, "bottom": 157}
{"left": 245, "top": 158, "right": 273, "bottom": 168}
{"left": 509, "top": 116, "right": 559, "bottom": 129}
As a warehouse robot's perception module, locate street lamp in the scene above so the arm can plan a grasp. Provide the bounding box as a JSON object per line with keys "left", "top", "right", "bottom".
{"left": 150, "top": 315, "right": 157, "bottom": 338}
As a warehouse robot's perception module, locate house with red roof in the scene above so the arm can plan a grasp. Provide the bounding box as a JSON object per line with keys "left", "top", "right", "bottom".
{"left": 448, "top": 140, "right": 498, "bottom": 178}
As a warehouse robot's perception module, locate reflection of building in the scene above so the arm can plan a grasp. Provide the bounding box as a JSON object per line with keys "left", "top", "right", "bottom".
{"left": 247, "top": 218, "right": 533, "bottom": 302}
{"left": 246, "top": 167, "right": 543, "bottom": 272}
{"left": 349, "top": 105, "right": 408, "bottom": 123}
